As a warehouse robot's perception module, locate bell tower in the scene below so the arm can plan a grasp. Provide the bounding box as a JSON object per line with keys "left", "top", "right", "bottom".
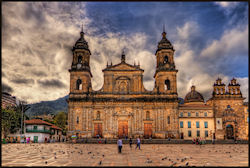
{"left": 69, "top": 26, "right": 92, "bottom": 94}
{"left": 154, "top": 27, "right": 178, "bottom": 96}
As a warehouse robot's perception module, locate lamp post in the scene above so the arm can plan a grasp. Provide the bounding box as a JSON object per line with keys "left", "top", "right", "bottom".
{"left": 20, "top": 101, "right": 23, "bottom": 143}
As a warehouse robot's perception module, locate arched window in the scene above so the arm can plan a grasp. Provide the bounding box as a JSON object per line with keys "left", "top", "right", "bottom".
{"left": 167, "top": 116, "right": 170, "bottom": 124}
{"left": 146, "top": 111, "right": 150, "bottom": 120}
{"left": 216, "top": 88, "right": 219, "bottom": 94}
{"left": 163, "top": 56, "right": 168, "bottom": 64}
{"left": 221, "top": 88, "right": 223, "bottom": 94}
{"left": 164, "top": 79, "right": 170, "bottom": 90}
{"left": 78, "top": 56, "right": 82, "bottom": 63}
{"left": 76, "top": 116, "right": 79, "bottom": 124}
{"left": 76, "top": 79, "right": 82, "bottom": 90}
{"left": 97, "top": 111, "right": 100, "bottom": 120}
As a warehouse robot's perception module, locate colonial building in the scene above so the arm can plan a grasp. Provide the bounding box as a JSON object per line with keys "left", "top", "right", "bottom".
{"left": 67, "top": 28, "right": 179, "bottom": 139}
{"left": 207, "top": 78, "right": 248, "bottom": 140}
{"left": 179, "top": 86, "right": 214, "bottom": 140}
{"left": 67, "top": 27, "right": 248, "bottom": 140}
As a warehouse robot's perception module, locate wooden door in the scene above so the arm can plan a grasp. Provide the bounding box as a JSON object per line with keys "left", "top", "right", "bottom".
{"left": 226, "top": 125, "right": 234, "bottom": 139}
{"left": 118, "top": 121, "right": 128, "bottom": 138}
{"left": 144, "top": 123, "right": 152, "bottom": 139}
{"left": 94, "top": 123, "right": 102, "bottom": 138}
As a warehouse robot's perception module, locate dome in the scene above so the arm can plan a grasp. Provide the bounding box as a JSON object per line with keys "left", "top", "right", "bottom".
{"left": 73, "top": 30, "right": 90, "bottom": 51}
{"left": 156, "top": 31, "right": 174, "bottom": 52}
{"left": 184, "top": 86, "right": 204, "bottom": 103}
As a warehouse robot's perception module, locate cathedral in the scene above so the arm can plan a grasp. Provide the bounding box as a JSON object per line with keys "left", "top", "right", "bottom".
{"left": 67, "top": 27, "right": 248, "bottom": 140}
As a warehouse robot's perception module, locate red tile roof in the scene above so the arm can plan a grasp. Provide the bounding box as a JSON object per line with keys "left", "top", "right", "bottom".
{"left": 25, "top": 119, "right": 63, "bottom": 130}
{"left": 25, "top": 119, "right": 53, "bottom": 126}
{"left": 51, "top": 125, "right": 62, "bottom": 130}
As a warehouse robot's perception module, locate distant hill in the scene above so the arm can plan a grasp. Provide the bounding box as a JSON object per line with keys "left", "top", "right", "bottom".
{"left": 26, "top": 95, "right": 184, "bottom": 117}
{"left": 26, "top": 95, "right": 69, "bottom": 117}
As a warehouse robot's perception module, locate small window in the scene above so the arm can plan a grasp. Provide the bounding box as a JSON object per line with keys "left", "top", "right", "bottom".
{"left": 247, "top": 117, "right": 249, "bottom": 123}
{"left": 204, "top": 121, "right": 208, "bottom": 128}
{"left": 180, "top": 112, "right": 183, "bottom": 117}
{"left": 205, "top": 130, "right": 208, "bottom": 137}
{"left": 204, "top": 112, "right": 207, "bottom": 117}
{"left": 168, "top": 116, "right": 170, "bottom": 124}
{"left": 196, "top": 121, "right": 200, "bottom": 128}
{"left": 217, "top": 120, "right": 220, "bottom": 124}
{"left": 196, "top": 112, "right": 199, "bottom": 117}
{"left": 180, "top": 121, "right": 183, "bottom": 128}
{"left": 76, "top": 116, "right": 79, "bottom": 124}
{"left": 188, "top": 121, "right": 191, "bottom": 128}
{"left": 33, "top": 126, "right": 38, "bottom": 130}
{"left": 197, "top": 130, "right": 200, "bottom": 137}
{"left": 164, "top": 79, "right": 170, "bottom": 90}
{"left": 97, "top": 111, "right": 100, "bottom": 120}
{"left": 146, "top": 111, "right": 150, "bottom": 120}
{"left": 188, "top": 130, "right": 192, "bottom": 137}
{"left": 163, "top": 56, "right": 168, "bottom": 64}
{"left": 78, "top": 56, "right": 82, "bottom": 63}
{"left": 76, "top": 79, "right": 82, "bottom": 90}
{"left": 188, "top": 112, "right": 191, "bottom": 117}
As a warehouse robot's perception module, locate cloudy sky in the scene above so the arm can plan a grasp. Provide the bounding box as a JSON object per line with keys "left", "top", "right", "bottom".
{"left": 2, "top": 2, "right": 248, "bottom": 103}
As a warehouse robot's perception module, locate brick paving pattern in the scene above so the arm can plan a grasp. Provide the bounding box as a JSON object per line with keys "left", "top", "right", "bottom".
{"left": 1, "top": 143, "right": 248, "bottom": 166}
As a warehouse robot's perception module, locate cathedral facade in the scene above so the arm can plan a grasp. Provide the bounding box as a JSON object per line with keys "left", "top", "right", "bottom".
{"left": 67, "top": 28, "right": 248, "bottom": 140}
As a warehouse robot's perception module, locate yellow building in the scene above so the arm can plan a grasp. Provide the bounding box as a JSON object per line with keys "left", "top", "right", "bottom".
{"left": 179, "top": 86, "right": 214, "bottom": 140}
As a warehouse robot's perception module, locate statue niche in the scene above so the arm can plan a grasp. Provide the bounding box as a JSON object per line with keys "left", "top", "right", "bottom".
{"left": 114, "top": 76, "right": 130, "bottom": 94}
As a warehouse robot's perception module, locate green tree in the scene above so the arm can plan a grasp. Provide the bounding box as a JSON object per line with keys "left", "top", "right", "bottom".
{"left": 54, "top": 112, "right": 67, "bottom": 134}
{"left": 1, "top": 107, "right": 21, "bottom": 138}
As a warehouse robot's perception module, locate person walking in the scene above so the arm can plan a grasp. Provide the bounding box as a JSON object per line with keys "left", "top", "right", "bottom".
{"left": 129, "top": 138, "right": 132, "bottom": 148}
{"left": 135, "top": 137, "right": 141, "bottom": 150}
{"left": 117, "top": 138, "right": 123, "bottom": 153}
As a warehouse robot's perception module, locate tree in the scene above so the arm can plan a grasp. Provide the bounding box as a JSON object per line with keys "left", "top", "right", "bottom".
{"left": 1, "top": 107, "right": 21, "bottom": 138}
{"left": 54, "top": 112, "right": 67, "bottom": 135}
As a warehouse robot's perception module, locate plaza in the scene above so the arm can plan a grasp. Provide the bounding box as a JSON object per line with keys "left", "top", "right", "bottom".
{"left": 1, "top": 143, "right": 248, "bottom": 167}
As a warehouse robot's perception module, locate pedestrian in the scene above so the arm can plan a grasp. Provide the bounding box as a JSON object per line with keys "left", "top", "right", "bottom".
{"left": 135, "top": 137, "right": 141, "bottom": 150}
{"left": 24, "top": 136, "right": 26, "bottom": 143}
{"left": 104, "top": 138, "right": 107, "bottom": 144}
{"left": 117, "top": 138, "right": 123, "bottom": 153}
{"left": 129, "top": 138, "right": 132, "bottom": 148}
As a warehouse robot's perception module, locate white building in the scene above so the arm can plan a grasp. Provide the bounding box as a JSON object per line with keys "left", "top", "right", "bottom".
{"left": 24, "top": 119, "right": 64, "bottom": 143}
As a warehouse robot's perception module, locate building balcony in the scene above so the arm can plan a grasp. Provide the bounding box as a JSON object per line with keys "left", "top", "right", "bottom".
{"left": 26, "top": 129, "right": 51, "bottom": 134}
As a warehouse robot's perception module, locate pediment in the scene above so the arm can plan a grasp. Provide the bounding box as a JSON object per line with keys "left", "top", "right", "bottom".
{"left": 103, "top": 62, "right": 144, "bottom": 71}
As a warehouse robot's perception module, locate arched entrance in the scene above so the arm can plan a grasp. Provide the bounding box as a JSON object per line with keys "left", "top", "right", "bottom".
{"left": 94, "top": 123, "right": 102, "bottom": 138}
{"left": 118, "top": 121, "right": 128, "bottom": 138}
{"left": 226, "top": 124, "right": 234, "bottom": 139}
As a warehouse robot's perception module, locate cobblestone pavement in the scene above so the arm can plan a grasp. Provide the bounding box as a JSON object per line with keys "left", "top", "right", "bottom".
{"left": 1, "top": 143, "right": 248, "bottom": 166}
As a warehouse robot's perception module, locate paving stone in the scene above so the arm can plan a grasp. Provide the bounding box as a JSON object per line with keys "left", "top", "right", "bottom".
{"left": 1, "top": 143, "right": 248, "bottom": 166}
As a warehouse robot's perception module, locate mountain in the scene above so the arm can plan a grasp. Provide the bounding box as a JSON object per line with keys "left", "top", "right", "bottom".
{"left": 26, "top": 95, "right": 69, "bottom": 117}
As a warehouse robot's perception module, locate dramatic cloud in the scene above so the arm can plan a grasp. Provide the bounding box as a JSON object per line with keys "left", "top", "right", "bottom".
{"left": 2, "top": 82, "right": 14, "bottom": 93}
{"left": 2, "top": 2, "right": 248, "bottom": 103}
{"left": 38, "top": 79, "right": 66, "bottom": 88}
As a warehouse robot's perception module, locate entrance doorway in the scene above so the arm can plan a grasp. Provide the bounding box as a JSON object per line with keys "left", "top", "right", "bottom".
{"left": 226, "top": 124, "right": 234, "bottom": 139}
{"left": 144, "top": 123, "right": 152, "bottom": 139}
{"left": 34, "top": 136, "right": 38, "bottom": 143}
{"left": 118, "top": 121, "right": 128, "bottom": 138}
{"left": 180, "top": 132, "right": 184, "bottom": 139}
{"left": 94, "top": 123, "right": 102, "bottom": 138}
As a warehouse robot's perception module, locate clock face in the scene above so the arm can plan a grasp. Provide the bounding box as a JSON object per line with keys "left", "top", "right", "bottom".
{"left": 77, "top": 63, "right": 82, "bottom": 69}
